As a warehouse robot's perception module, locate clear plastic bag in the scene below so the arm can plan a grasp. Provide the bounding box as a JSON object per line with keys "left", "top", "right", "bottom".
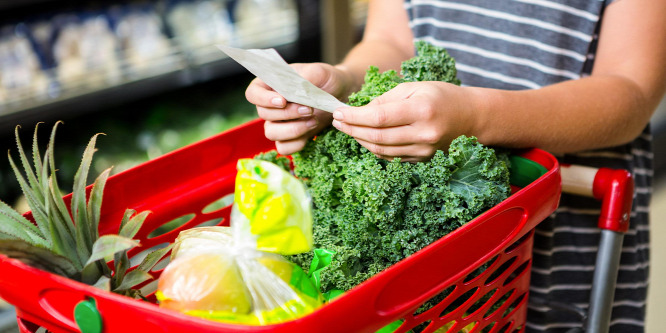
{"left": 157, "top": 159, "right": 322, "bottom": 325}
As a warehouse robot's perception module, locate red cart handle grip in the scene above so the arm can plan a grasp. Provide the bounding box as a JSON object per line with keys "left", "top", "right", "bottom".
{"left": 592, "top": 168, "right": 634, "bottom": 233}
{"left": 560, "top": 165, "right": 634, "bottom": 233}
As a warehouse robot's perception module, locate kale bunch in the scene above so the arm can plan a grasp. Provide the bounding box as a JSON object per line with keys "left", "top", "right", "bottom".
{"left": 284, "top": 41, "right": 511, "bottom": 292}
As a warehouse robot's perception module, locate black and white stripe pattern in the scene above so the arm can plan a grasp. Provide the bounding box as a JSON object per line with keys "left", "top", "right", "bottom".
{"left": 404, "top": 1, "right": 651, "bottom": 332}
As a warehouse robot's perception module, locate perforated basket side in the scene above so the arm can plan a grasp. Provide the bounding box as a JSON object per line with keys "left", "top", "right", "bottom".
{"left": 393, "top": 230, "right": 535, "bottom": 333}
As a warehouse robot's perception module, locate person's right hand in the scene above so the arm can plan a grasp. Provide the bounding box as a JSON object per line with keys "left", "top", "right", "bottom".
{"left": 245, "top": 63, "right": 354, "bottom": 155}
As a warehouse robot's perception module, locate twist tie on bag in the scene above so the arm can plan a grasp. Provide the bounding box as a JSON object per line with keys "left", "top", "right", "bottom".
{"left": 304, "top": 248, "right": 344, "bottom": 303}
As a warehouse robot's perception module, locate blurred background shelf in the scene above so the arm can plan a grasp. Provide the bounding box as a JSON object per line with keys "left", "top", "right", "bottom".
{"left": 0, "top": 0, "right": 341, "bottom": 200}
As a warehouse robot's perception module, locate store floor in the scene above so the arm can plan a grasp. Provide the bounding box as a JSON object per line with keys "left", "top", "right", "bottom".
{"left": 1, "top": 181, "right": 665, "bottom": 333}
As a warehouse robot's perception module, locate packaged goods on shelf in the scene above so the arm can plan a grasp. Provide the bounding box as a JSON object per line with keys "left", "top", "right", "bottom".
{"left": 166, "top": 0, "right": 235, "bottom": 65}
{"left": 52, "top": 14, "right": 122, "bottom": 90}
{"left": 0, "top": 0, "right": 304, "bottom": 120}
{"left": 112, "top": 5, "right": 182, "bottom": 78}
{"left": 0, "top": 25, "right": 51, "bottom": 107}
{"left": 234, "top": 0, "right": 298, "bottom": 48}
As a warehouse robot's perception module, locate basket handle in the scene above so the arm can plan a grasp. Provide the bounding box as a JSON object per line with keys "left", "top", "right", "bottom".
{"left": 560, "top": 164, "right": 634, "bottom": 333}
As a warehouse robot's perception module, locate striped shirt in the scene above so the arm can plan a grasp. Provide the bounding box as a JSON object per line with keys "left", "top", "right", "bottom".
{"left": 404, "top": 1, "right": 652, "bottom": 332}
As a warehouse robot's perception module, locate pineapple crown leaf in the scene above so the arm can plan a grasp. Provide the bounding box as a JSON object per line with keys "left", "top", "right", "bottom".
{"left": 136, "top": 243, "right": 173, "bottom": 273}
{"left": 119, "top": 210, "right": 151, "bottom": 239}
{"left": 72, "top": 133, "right": 104, "bottom": 256}
{"left": 7, "top": 149, "right": 51, "bottom": 240}
{"left": 93, "top": 275, "right": 111, "bottom": 291}
{"left": 13, "top": 125, "right": 46, "bottom": 204}
{"left": 113, "top": 269, "right": 153, "bottom": 292}
{"left": 44, "top": 188, "right": 82, "bottom": 270}
{"left": 31, "top": 122, "right": 45, "bottom": 179}
{"left": 86, "top": 168, "right": 113, "bottom": 241}
{"left": 112, "top": 251, "right": 131, "bottom": 289}
{"left": 0, "top": 239, "right": 79, "bottom": 278}
{"left": 46, "top": 176, "right": 79, "bottom": 255}
{"left": 84, "top": 234, "right": 140, "bottom": 268}
{"left": 0, "top": 198, "right": 42, "bottom": 239}
{"left": 0, "top": 209, "right": 47, "bottom": 248}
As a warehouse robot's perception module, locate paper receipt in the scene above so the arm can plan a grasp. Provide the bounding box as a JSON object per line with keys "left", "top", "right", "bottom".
{"left": 217, "top": 45, "right": 347, "bottom": 113}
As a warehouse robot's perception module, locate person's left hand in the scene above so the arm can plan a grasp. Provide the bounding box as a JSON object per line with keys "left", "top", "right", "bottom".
{"left": 331, "top": 81, "right": 479, "bottom": 162}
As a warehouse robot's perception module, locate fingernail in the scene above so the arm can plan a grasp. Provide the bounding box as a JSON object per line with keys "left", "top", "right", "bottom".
{"left": 333, "top": 110, "right": 343, "bottom": 120}
{"left": 298, "top": 106, "right": 312, "bottom": 115}
{"left": 306, "top": 118, "right": 317, "bottom": 128}
{"left": 332, "top": 120, "right": 341, "bottom": 128}
{"left": 271, "top": 97, "right": 284, "bottom": 107}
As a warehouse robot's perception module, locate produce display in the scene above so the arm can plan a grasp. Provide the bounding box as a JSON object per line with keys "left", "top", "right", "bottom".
{"left": 0, "top": 123, "right": 170, "bottom": 298}
{"left": 0, "top": 0, "right": 299, "bottom": 110}
{"left": 157, "top": 159, "right": 323, "bottom": 324}
{"left": 282, "top": 41, "right": 511, "bottom": 293}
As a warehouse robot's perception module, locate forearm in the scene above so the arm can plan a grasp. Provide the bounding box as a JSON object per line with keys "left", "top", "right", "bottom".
{"left": 473, "top": 75, "right": 660, "bottom": 154}
{"left": 334, "top": 0, "right": 414, "bottom": 100}
{"left": 474, "top": 0, "right": 666, "bottom": 154}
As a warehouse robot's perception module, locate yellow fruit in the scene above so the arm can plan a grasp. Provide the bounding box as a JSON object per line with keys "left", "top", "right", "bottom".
{"left": 257, "top": 255, "right": 294, "bottom": 283}
{"left": 157, "top": 253, "right": 252, "bottom": 314}
{"left": 251, "top": 193, "right": 292, "bottom": 235}
{"left": 234, "top": 169, "right": 269, "bottom": 218}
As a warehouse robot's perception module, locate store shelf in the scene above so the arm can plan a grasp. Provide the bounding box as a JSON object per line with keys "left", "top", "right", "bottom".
{"left": 0, "top": 0, "right": 305, "bottom": 134}
{"left": 0, "top": 41, "right": 298, "bottom": 133}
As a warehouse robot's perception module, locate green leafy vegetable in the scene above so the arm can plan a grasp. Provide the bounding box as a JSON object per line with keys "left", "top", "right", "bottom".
{"left": 282, "top": 41, "right": 510, "bottom": 292}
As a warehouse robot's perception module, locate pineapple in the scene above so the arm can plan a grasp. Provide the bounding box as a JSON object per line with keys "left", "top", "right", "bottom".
{"left": 0, "top": 122, "right": 171, "bottom": 298}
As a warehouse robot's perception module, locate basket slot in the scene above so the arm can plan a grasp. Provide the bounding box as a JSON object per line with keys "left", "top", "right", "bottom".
{"left": 439, "top": 287, "right": 479, "bottom": 318}
{"left": 463, "top": 288, "right": 498, "bottom": 320}
{"left": 463, "top": 255, "right": 499, "bottom": 283}
{"left": 484, "top": 256, "right": 518, "bottom": 286}
{"left": 483, "top": 289, "right": 515, "bottom": 319}
{"left": 502, "top": 260, "right": 530, "bottom": 287}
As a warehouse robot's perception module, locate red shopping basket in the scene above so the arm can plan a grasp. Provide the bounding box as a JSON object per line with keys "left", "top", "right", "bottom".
{"left": 0, "top": 118, "right": 562, "bottom": 333}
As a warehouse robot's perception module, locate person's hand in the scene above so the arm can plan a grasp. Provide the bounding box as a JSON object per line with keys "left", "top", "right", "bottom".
{"left": 331, "top": 81, "right": 479, "bottom": 162}
{"left": 245, "top": 63, "right": 354, "bottom": 155}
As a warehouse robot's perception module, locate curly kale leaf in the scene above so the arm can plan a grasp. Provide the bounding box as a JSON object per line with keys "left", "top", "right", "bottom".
{"left": 401, "top": 40, "right": 461, "bottom": 85}
{"left": 347, "top": 67, "right": 402, "bottom": 107}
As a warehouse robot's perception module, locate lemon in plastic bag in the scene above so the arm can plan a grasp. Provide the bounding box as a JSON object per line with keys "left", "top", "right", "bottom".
{"left": 157, "top": 227, "right": 322, "bottom": 325}
{"left": 157, "top": 253, "right": 252, "bottom": 314}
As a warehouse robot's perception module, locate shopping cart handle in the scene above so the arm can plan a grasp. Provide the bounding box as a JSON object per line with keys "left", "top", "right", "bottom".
{"left": 560, "top": 164, "right": 635, "bottom": 333}
{"left": 560, "top": 165, "right": 634, "bottom": 233}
